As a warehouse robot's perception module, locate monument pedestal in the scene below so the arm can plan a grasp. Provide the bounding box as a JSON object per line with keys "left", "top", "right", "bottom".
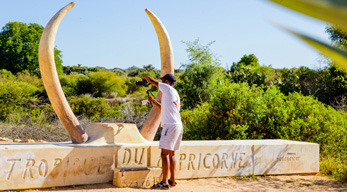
{"left": 0, "top": 123, "right": 319, "bottom": 190}
{"left": 113, "top": 167, "right": 162, "bottom": 188}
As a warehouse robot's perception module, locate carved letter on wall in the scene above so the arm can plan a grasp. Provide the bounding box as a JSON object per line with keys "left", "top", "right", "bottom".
{"left": 231, "top": 152, "right": 238, "bottom": 168}
{"left": 188, "top": 154, "right": 196, "bottom": 170}
{"left": 123, "top": 148, "right": 131, "bottom": 165}
{"left": 212, "top": 154, "right": 220, "bottom": 169}
{"left": 239, "top": 153, "right": 246, "bottom": 168}
{"left": 98, "top": 156, "right": 111, "bottom": 175}
{"left": 221, "top": 153, "right": 228, "bottom": 169}
{"left": 84, "top": 157, "right": 98, "bottom": 175}
{"left": 72, "top": 158, "right": 80, "bottom": 176}
{"left": 6, "top": 159, "right": 20, "bottom": 180}
{"left": 135, "top": 148, "right": 145, "bottom": 165}
{"left": 203, "top": 153, "right": 211, "bottom": 169}
{"left": 197, "top": 153, "right": 202, "bottom": 170}
{"left": 179, "top": 154, "right": 186, "bottom": 171}
{"left": 50, "top": 158, "right": 62, "bottom": 177}
{"left": 63, "top": 158, "right": 70, "bottom": 178}
{"left": 38, "top": 159, "right": 48, "bottom": 177}
{"left": 23, "top": 159, "right": 35, "bottom": 179}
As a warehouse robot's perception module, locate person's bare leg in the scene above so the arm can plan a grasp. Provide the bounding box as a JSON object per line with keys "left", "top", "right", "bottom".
{"left": 169, "top": 150, "right": 176, "bottom": 184}
{"left": 161, "top": 149, "right": 170, "bottom": 184}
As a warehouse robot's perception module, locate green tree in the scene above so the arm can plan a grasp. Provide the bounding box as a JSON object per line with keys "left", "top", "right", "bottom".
{"left": 127, "top": 66, "right": 143, "bottom": 77}
{"left": 326, "top": 25, "right": 347, "bottom": 51}
{"left": 176, "top": 39, "right": 225, "bottom": 109}
{"left": 275, "top": 68, "right": 300, "bottom": 95}
{"left": 0, "top": 22, "right": 63, "bottom": 75}
{"left": 138, "top": 70, "right": 157, "bottom": 79}
{"left": 228, "top": 54, "right": 265, "bottom": 86}
{"left": 316, "top": 25, "right": 347, "bottom": 108}
{"left": 233, "top": 54, "right": 260, "bottom": 68}
{"left": 315, "top": 66, "right": 347, "bottom": 108}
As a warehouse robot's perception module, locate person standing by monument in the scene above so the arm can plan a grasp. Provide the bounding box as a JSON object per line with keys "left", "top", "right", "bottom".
{"left": 142, "top": 74, "right": 183, "bottom": 189}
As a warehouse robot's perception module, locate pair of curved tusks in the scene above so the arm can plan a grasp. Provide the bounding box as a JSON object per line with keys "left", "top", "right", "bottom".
{"left": 38, "top": 1, "right": 174, "bottom": 143}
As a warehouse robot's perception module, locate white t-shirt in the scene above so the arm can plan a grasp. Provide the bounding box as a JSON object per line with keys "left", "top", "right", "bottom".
{"left": 158, "top": 82, "right": 182, "bottom": 125}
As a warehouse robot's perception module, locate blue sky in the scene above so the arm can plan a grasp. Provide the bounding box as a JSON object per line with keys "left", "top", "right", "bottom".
{"left": 0, "top": 0, "right": 331, "bottom": 70}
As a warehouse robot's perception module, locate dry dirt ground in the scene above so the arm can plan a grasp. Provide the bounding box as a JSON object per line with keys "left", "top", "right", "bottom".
{"left": 22, "top": 175, "right": 347, "bottom": 192}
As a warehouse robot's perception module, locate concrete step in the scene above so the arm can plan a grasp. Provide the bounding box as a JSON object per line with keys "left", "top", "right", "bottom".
{"left": 113, "top": 167, "right": 162, "bottom": 188}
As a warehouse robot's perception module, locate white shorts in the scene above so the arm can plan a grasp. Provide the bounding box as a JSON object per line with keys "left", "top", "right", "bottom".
{"left": 159, "top": 124, "right": 183, "bottom": 151}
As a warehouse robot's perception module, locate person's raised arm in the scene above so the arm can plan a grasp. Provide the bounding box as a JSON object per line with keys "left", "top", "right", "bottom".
{"left": 142, "top": 76, "right": 159, "bottom": 88}
{"left": 148, "top": 96, "right": 161, "bottom": 110}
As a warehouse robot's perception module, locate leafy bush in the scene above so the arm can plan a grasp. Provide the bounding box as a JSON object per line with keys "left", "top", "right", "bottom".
{"left": 320, "top": 157, "right": 347, "bottom": 181}
{"left": 181, "top": 83, "right": 347, "bottom": 181}
{"left": 60, "top": 75, "right": 78, "bottom": 96}
{"left": 138, "top": 70, "right": 157, "bottom": 78}
{"left": 0, "top": 69, "right": 14, "bottom": 79}
{"left": 182, "top": 83, "right": 272, "bottom": 140}
{"left": 68, "top": 94, "right": 120, "bottom": 121}
{"left": 76, "top": 74, "right": 93, "bottom": 95}
{"left": 125, "top": 77, "right": 146, "bottom": 95}
{"left": 0, "top": 81, "right": 40, "bottom": 120}
{"left": 15, "top": 70, "right": 44, "bottom": 89}
{"left": 79, "top": 70, "right": 128, "bottom": 97}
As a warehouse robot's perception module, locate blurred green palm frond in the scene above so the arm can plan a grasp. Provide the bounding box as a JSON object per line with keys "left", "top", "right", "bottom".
{"left": 269, "top": 0, "right": 347, "bottom": 71}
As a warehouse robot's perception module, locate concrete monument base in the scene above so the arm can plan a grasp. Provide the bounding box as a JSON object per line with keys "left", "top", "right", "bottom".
{"left": 0, "top": 123, "right": 319, "bottom": 190}
{"left": 113, "top": 167, "right": 162, "bottom": 188}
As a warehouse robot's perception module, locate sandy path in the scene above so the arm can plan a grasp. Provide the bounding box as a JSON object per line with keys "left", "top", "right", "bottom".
{"left": 23, "top": 175, "right": 346, "bottom": 192}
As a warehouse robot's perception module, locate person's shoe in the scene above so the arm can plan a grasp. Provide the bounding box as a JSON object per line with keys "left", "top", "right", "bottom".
{"left": 151, "top": 181, "right": 170, "bottom": 190}
{"left": 168, "top": 180, "right": 177, "bottom": 187}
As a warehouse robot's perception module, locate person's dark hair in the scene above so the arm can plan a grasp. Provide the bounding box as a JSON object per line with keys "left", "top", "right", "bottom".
{"left": 160, "top": 73, "right": 176, "bottom": 85}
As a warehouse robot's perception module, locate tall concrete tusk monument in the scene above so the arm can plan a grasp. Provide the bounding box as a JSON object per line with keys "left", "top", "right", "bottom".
{"left": 0, "top": 2, "right": 319, "bottom": 190}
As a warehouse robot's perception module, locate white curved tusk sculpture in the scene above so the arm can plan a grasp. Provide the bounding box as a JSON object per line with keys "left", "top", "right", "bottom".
{"left": 140, "top": 9, "right": 175, "bottom": 141}
{"left": 39, "top": 1, "right": 88, "bottom": 144}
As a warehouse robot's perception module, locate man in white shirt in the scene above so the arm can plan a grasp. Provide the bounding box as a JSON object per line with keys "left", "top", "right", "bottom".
{"left": 142, "top": 73, "right": 183, "bottom": 189}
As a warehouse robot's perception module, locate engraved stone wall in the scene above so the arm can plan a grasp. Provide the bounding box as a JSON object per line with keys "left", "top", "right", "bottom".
{"left": 253, "top": 142, "right": 319, "bottom": 175}
{"left": 116, "top": 146, "right": 149, "bottom": 168}
{"left": 0, "top": 145, "right": 115, "bottom": 189}
{"left": 0, "top": 139, "right": 319, "bottom": 190}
